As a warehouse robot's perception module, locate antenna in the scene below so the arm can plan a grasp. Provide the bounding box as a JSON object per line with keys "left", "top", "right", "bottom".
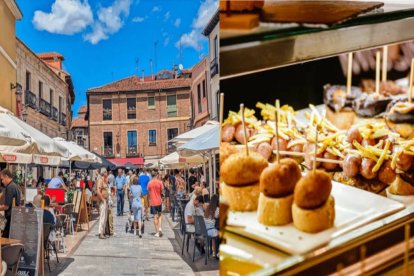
{"left": 150, "top": 59, "right": 154, "bottom": 80}
{"left": 135, "top": 58, "right": 139, "bottom": 75}
{"left": 154, "top": 41, "right": 158, "bottom": 73}
{"left": 141, "top": 69, "right": 145, "bottom": 81}
{"left": 179, "top": 37, "right": 182, "bottom": 66}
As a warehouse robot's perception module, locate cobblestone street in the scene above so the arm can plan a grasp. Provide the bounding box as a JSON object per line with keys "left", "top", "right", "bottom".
{"left": 50, "top": 202, "right": 212, "bottom": 276}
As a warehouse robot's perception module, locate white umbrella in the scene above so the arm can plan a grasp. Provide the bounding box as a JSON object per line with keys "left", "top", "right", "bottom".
{"left": 169, "top": 121, "right": 219, "bottom": 145}
{"left": 0, "top": 107, "right": 32, "bottom": 147}
{"left": 54, "top": 138, "right": 101, "bottom": 163}
{"left": 160, "top": 152, "right": 205, "bottom": 168}
{"left": 177, "top": 126, "right": 219, "bottom": 157}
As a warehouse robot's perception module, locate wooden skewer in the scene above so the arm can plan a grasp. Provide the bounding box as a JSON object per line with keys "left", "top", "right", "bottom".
{"left": 409, "top": 59, "right": 414, "bottom": 103}
{"left": 275, "top": 99, "right": 280, "bottom": 123}
{"left": 219, "top": 93, "right": 224, "bottom": 143}
{"left": 347, "top": 52, "right": 353, "bottom": 96}
{"left": 375, "top": 51, "right": 381, "bottom": 96}
{"left": 240, "top": 104, "right": 249, "bottom": 156}
{"left": 314, "top": 124, "right": 319, "bottom": 172}
{"left": 275, "top": 110, "right": 280, "bottom": 164}
{"left": 382, "top": 46, "right": 388, "bottom": 82}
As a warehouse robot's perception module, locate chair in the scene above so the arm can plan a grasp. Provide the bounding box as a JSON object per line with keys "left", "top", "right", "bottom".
{"left": 55, "top": 214, "right": 67, "bottom": 253}
{"left": 43, "top": 223, "right": 60, "bottom": 272}
{"left": 1, "top": 243, "right": 24, "bottom": 276}
{"left": 193, "top": 215, "right": 217, "bottom": 265}
{"left": 181, "top": 210, "right": 194, "bottom": 256}
{"left": 61, "top": 203, "right": 75, "bottom": 236}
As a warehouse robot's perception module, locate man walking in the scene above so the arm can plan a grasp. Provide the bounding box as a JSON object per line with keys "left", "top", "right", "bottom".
{"left": 147, "top": 172, "right": 164, "bottom": 237}
{"left": 115, "top": 168, "right": 127, "bottom": 216}
{"left": 138, "top": 169, "right": 151, "bottom": 220}
{"left": 96, "top": 168, "right": 109, "bottom": 239}
{"left": 0, "top": 169, "right": 21, "bottom": 238}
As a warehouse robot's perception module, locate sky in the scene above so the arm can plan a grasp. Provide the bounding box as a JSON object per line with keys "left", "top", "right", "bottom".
{"left": 16, "top": 0, "right": 218, "bottom": 116}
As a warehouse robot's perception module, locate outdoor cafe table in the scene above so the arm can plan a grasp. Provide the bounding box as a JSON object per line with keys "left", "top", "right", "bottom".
{"left": 0, "top": 237, "right": 21, "bottom": 247}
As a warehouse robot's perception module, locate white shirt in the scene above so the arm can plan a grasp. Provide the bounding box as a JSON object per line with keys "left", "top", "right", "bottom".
{"left": 48, "top": 177, "right": 64, "bottom": 189}
{"left": 184, "top": 201, "right": 204, "bottom": 233}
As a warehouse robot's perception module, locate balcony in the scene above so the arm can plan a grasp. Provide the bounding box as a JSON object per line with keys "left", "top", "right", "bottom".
{"left": 210, "top": 57, "right": 219, "bottom": 77}
{"left": 126, "top": 146, "right": 139, "bottom": 157}
{"left": 104, "top": 147, "right": 114, "bottom": 157}
{"left": 60, "top": 113, "right": 66, "bottom": 126}
{"left": 25, "top": 90, "right": 37, "bottom": 109}
{"left": 39, "top": 98, "right": 51, "bottom": 117}
{"left": 52, "top": 107, "right": 58, "bottom": 121}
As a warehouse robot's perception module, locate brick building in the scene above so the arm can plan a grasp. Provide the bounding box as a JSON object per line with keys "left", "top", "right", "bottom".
{"left": 71, "top": 105, "right": 89, "bottom": 149}
{"left": 87, "top": 70, "right": 192, "bottom": 165}
{"left": 16, "top": 38, "right": 74, "bottom": 139}
{"left": 191, "top": 57, "right": 210, "bottom": 127}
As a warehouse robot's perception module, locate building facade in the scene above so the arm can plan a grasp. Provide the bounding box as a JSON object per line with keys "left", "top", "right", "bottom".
{"left": 87, "top": 72, "right": 192, "bottom": 165}
{"left": 191, "top": 57, "right": 210, "bottom": 127}
{"left": 0, "top": 0, "right": 22, "bottom": 113}
{"left": 203, "top": 10, "right": 220, "bottom": 121}
{"left": 71, "top": 106, "right": 89, "bottom": 149}
{"left": 16, "top": 39, "right": 73, "bottom": 139}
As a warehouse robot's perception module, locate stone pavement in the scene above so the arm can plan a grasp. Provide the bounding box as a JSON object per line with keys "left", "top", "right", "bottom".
{"left": 50, "top": 202, "right": 199, "bottom": 276}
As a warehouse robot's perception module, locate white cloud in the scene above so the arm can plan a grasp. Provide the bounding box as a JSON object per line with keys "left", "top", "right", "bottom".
{"left": 162, "top": 32, "right": 170, "bottom": 47}
{"left": 152, "top": 5, "right": 161, "bottom": 12}
{"left": 164, "top": 11, "right": 171, "bottom": 21}
{"left": 84, "top": 0, "right": 132, "bottom": 44}
{"left": 32, "top": 0, "right": 93, "bottom": 35}
{"left": 174, "top": 18, "right": 181, "bottom": 27}
{"left": 176, "top": 0, "right": 217, "bottom": 52}
{"left": 176, "top": 30, "right": 204, "bottom": 51}
{"left": 132, "top": 16, "right": 144, "bottom": 23}
{"left": 192, "top": 0, "right": 218, "bottom": 29}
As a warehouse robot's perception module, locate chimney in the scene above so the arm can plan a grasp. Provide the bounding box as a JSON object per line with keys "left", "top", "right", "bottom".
{"left": 38, "top": 53, "right": 64, "bottom": 70}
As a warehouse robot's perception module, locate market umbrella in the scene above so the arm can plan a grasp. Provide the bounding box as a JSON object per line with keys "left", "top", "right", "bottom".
{"left": 54, "top": 138, "right": 101, "bottom": 163}
{"left": 92, "top": 152, "right": 117, "bottom": 170}
{"left": 160, "top": 152, "right": 206, "bottom": 168}
{"left": 0, "top": 107, "right": 32, "bottom": 147}
{"left": 177, "top": 125, "right": 219, "bottom": 157}
{"left": 169, "top": 121, "right": 219, "bottom": 146}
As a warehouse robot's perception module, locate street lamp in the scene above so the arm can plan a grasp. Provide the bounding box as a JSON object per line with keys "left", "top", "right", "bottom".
{"left": 10, "top": 83, "right": 22, "bottom": 94}
{"left": 22, "top": 109, "right": 28, "bottom": 122}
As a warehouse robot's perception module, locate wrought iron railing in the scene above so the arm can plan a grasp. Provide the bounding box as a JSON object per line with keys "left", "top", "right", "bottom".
{"left": 25, "top": 90, "right": 37, "bottom": 109}
{"left": 39, "top": 98, "right": 51, "bottom": 117}
{"left": 52, "top": 107, "right": 58, "bottom": 121}
{"left": 60, "top": 113, "right": 66, "bottom": 126}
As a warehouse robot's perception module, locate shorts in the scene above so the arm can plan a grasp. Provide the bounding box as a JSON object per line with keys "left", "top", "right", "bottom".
{"left": 142, "top": 195, "right": 149, "bottom": 208}
{"left": 150, "top": 205, "right": 162, "bottom": 215}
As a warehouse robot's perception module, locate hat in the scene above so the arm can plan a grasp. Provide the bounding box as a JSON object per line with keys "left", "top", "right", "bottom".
{"left": 100, "top": 168, "right": 107, "bottom": 174}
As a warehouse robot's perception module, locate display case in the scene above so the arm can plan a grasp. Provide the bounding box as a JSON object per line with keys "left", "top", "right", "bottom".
{"left": 220, "top": 1, "right": 414, "bottom": 274}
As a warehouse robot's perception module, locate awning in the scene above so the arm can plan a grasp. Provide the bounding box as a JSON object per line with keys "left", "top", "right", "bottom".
{"left": 169, "top": 121, "right": 219, "bottom": 145}
{"left": 178, "top": 125, "right": 219, "bottom": 156}
{"left": 108, "top": 157, "right": 144, "bottom": 167}
{"left": 160, "top": 152, "right": 205, "bottom": 169}
{"left": 54, "top": 137, "right": 101, "bottom": 163}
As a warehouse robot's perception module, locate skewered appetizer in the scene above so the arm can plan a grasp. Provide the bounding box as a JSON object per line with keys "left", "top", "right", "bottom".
{"left": 222, "top": 107, "right": 258, "bottom": 144}
{"left": 361, "top": 80, "right": 406, "bottom": 97}
{"left": 389, "top": 140, "right": 414, "bottom": 196}
{"left": 353, "top": 92, "right": 393, "bottom": 122}
{"left": 221, "top": 151, "right": 268, "bottom": 211}
{"left": 323, "top": 84, "right": 361, "bottom": 129}
{"left": 385, "top": 99, "right": 414, "bottom": 139}
{"left": 334, "top": 122, "right": 396, "bottom": 193}
{"left": 257, "top": 158, "right": 302, "bottom": 226}
{"left": 292, "top": 170, "right": 335, "bottom": 233}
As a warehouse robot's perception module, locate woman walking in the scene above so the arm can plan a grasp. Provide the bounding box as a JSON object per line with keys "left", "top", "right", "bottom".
{"left": 163, "top": 175, "right": 170, "bottom": 212}
{"left": 130, "top": 175, "right": 143, "bottom": 238}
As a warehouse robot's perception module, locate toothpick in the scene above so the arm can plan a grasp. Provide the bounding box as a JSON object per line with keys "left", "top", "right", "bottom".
{"left": 382, "top": 46, "right": 388, "bottom": 82}
{"left": 240, "top": 104, "right": 249, "bottom": 156}
{"left": 313, "top": 124, "right": 318, "bottom": 173}
{"left": 219, "top": 93, "right": 224, "bottom": 142}
{"left": 275, "top": 99, "right": 280, "bottom": 123}
{"left": 375, "top": 51, "right": 381, "bottom": 96}
{"left": 275, "top": 110, "right": 280, "bottom": 164}
{"left": 409, "top": 59, "right": 414, "bottom": 103}
{"left": 347, "top": 52, "right": 353, "bottom": 96}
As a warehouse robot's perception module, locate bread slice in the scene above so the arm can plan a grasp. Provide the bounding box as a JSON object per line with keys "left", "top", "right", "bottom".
{"left": 292, "top": 196, "right": 335, "bottom": 233}
{"left": 257, "top": 192, "right": 293, "bottom": 226}
{"left": 221, "top": 182, "right": 260, "bottom": 211}
{"left": 389, "top": 175, "right": 414, "bottom": 196}
{"left": 326, "top": 107, "right": 356, "bottom": 130}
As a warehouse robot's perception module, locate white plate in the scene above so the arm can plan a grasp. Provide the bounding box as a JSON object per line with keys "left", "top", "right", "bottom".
{"left": 386, "top": 187, "right": 414, "bottom": 206}
{"left": 227, "top": 181, "right": 404, "bottom": 255}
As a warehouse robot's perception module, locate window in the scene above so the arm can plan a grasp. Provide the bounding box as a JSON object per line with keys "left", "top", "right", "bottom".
{"left": 50, "top": 89, "right": 54, "bottom": 105}
{"left": 127, "top": 131, "right": 138, "bottom": 155}
{"left": 39, "top": 81, "right": 43, "bottom": 99}
{"left": 127, "top": 98, "right": 136, "bottom": 119}
{"left": 167, "top": 128, "right": 178, "bottom": 140}
{"left": 214, "top": 35, "right": 218, "bottom": 59}
{"left": 59, "top": 96, "right": 62, "bottom": 123}
{"left": 103, "top": 99, "right": 112, "bottom": 120}
{"left": 148, "top": 96, "right": 155, "bottom": 109}
{"left": 148, "top": 130, "right": 157, "bottom": 146}
{"left": 197, "top": 84, "right": 202, "bottom": 113}
{"left": 76, "top": 136, "right": 84, "bottom": 147}
{"left": 25, "top": 71, "right": 31, "bottom": 91}
{"left": 167, "top": 94, "right": 177, "bottom": 117}
{"left": 202, "top": 80, "right": 206, "bottom": 98}
{"left": 103, "top": 132, "right": 113, "bottom": 156}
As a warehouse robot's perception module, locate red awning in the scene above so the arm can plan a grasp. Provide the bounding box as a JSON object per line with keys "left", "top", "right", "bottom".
{"left": 107, "top": 157, "right": 144, "bottom": 166}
